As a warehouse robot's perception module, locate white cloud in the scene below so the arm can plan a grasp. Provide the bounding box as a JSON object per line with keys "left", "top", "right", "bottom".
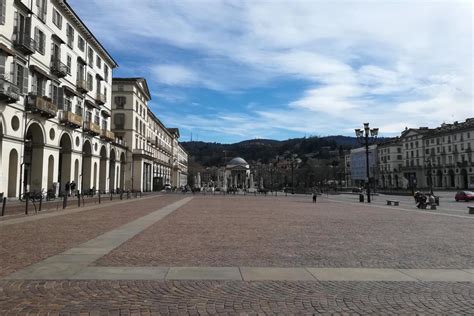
{"left": 69, "top": 0, "right": 473, "bottom": 140}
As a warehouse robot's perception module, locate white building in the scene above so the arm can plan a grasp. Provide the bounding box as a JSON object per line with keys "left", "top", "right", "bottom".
{"left": 350, "top": 145, "right": 377, "bottom": 187}
{"left": 0, "top": 0, "right": 128, "bottom": 198}
{"left": 111, "top": 78, "right": 187, "bottom": 192}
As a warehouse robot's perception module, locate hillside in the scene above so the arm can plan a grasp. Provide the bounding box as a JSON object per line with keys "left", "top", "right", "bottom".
{"left": 182, "top": 135, "right": 363, "bottom": 167}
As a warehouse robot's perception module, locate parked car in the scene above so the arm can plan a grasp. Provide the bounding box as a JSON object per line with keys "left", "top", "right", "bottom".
{"left": 454, "top": 191, "right": 474, "bottom": 202}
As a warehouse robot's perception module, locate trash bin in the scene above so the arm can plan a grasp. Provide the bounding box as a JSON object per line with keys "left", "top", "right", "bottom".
{"left": 435, "top": 196, "right": 439, "bottom": 206}
{"left": 359, "top": 193, "right": 364, "bottom": 202}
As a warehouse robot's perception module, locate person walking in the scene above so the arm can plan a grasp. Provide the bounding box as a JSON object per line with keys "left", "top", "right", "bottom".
{"left": 312, "top": 192, "right": 317, "bottom": 203}
{"left": 65, "top": 181, "right": 70, "bottom": 197}
{"left": 70, "top": 181, "right": 76, "bottom": 196}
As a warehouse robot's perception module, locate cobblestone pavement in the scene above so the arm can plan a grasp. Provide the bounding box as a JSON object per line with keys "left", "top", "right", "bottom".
{"left": 96, "top": 195, "right": 474, "bottom": 269}
{"left": 0, "top": 280, "right": 472, "bottom": 314}
{"left": 0, "top": 194, "right": 182, "bottom": 278}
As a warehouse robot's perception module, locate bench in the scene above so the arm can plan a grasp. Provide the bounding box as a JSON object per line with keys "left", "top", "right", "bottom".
{"left": 468, "top": 206, "right": 474, "bottom": 214}
{"left": 386, "top": 200, "right": 399, "bottom": 206}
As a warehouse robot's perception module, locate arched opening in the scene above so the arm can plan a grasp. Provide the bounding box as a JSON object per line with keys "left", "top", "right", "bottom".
{"left": 120, "top": 152, "right": 126, "bottom": 189}
{"left": 47, "top": 155, "right": 54, "bottom": 191}
{"left": 25, "top": 123, "right": 45, "bottom": 192}
{"left": 460, "top": 169, "right": 468, "bottom": 189}
{"left": 448, "top": 169, "right": 455, "bottom": 188}
{"left": 436, "top": 170, "right": 443, "bottom": 188}
{"left": 99, "top": 146, "right": 107, "bottom": 193}
{"left": 58, "top": 133, "right": 73, "bottom": 195}
{"left": 388, "top": 175, "right": 392, "bottom": 188}
{"left": 82, "top": 141, "right": 92, "bottom": 192}
{"left": 381, "top": 175, "right": 385, "bottom": 188}
{"left": 394, "top": 174, "right": 399, "bottom": 188}
{"left": 109, "top": 149, "right": 116, "bottom": 193}
{"left": 7, "top": 149, "right": 18, "bottom": 197}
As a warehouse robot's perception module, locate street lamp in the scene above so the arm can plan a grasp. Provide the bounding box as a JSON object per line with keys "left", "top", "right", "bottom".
{"left": 355, "top": 123, "right": 378, "bottom": 203}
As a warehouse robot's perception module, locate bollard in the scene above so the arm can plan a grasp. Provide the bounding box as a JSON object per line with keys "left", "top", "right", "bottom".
{"left": 63, "top": 195, "right": 67, "bottom": 209}
{"left": 38, "top": 195, "right": 42, "bottom": 213}
{"left": 1, "top": 197, "right": 6, "bottom": 216}
{"left": 110, "top": 192, "right": 113, "bottom": 201}
{"left": 25, "top": 194, "right": 29, "bottom": 215}
{"left": 120, "top": 192, "right": 123, "bottom": 200}
{"left": 98, "top": 191, "right": 101, "bottom": 204}
{"left": 135, "top": 191, "right": 138, "bottom": 198}
{"left": 82, "top": 193, "right": 85, "bottom": 206}
{"left": 77, "top": 192, "right": 81, "bottom": 207}
{"left": 127, "top": 191, "right": 130, "bottom": 199}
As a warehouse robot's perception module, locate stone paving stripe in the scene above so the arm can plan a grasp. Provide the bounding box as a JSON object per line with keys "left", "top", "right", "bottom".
{"left": 0, "top": 194, "right": 163, "bottom": 227}
{"left": 328, "top": 198, "right": 474, "bottom": 219}
{"left": 166, "top": 267, "right": 242, "bottom": 280}
{"left": 463, "top": 269, "right": 474, "bottom": 274}
{"left": 307, "top": 268, "right": 418, "bottom": 281}
{"left": 240, "top": 267, "right": 316, "bottom": 281}
{"left": 400, "top": 269, "right": 474, "bottom": 282}
{"left": 4, "top": 197, "right": 193, "bottom": 280}
{"left": 69, "top": 267, "right": 170, "bottom": 280}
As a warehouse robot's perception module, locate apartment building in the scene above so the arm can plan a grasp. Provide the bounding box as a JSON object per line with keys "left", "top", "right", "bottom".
{"left": 0, "top": 0, "right": 128, "bottom": 198}
{"left": 167, "top": 128, "right": 188, "bottom": 188}
{"left": 111, "top": 78, "right": 187, "bottom": 192}
{"left": 374, "top": 119, "right": 474, "bottom": 190}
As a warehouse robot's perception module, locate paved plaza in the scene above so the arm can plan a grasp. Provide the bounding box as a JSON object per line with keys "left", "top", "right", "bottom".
{"left": 0, "top": 193, "right": 473, "bottom": 314}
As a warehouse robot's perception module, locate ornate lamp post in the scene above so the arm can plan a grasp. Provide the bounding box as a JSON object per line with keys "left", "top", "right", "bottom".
{"left": 355, "top": 123, "right": 378, "bottom": 203}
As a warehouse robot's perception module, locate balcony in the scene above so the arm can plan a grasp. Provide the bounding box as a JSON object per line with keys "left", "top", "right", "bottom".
{"left": 14, "top": 34, "right": 36, "bottom": 55}
{"left": 59, "top": 110, "right": 82, "bottom": 129}
{"left": 132, "top": 148, "right": 154, "bottom": 159}
{"left": 76, "top": 79, "right": 89, "bottom": 93}
{"left": 27, "top": 95, "right": 57, "bottom": 118}
{"left": 96, "top": 93, "right": 106, "bottom": 105}
{"left": 84, "top": 120, "right": 101, "bottom": 135}
{"left": 0, "top": 74, "right": 20, "bottom": 102}
{"left": 100, "top": 129, "right": 115, "bottom": 142}
{"left": 51, "top": 59, "right": 68, "bottom": 78}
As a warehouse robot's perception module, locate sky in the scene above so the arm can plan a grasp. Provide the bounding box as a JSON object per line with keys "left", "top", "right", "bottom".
{"left": 68, "top": 0, "right": 473, "bottom": 143}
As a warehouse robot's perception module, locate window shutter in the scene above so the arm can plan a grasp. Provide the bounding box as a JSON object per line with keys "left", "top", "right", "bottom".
{"left": 22, "top": 65, "right": 28, "bottom": 94}
{"left": 34, "top": 27, "right": 39, "bottom": 52}
{"left": 12, "top": 11, "right": 18, "bottom": 41}
{"left": 57, "top": 87, "right": 64, "bottom": 109}
{"left": 10, "top": 61, "right": 15, "bottom": 84}
{"left": 25, "top": 16, "right": 31, "bottom": 38}
{"left": 0, "top": 54, "right": 5, "bottom": 76}
{"left": 42, "top": 0, "right": 47, "bottom": 21}
{"left": 0, "top": 0, "right": 6, "bottom": 25}
{"left": 40, "top": 79, "right": 45, "bottom": 96}
{"left": 31, "top": 73, "right": 37, "bottom": 94}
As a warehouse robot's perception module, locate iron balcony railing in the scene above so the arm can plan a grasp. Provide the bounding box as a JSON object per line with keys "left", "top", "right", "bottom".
{"left": 0, "top": 74, "right": 20, "bottom": 102}
{"left": 51, "top": 59, "right": 68, "bottom": 78}
{"left": 27, "top": 94, "right": 57, "bottom": 118}
{"left": 14, "top": 34, "right": 36, "bottom": 55}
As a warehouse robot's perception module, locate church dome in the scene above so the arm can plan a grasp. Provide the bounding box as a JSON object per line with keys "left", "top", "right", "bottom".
{"left": 227, "top": 157, "right": 249, "bottom": 168}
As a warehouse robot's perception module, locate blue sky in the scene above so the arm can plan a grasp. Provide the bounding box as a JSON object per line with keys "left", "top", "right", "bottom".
{"left": 69, "top": 0, "right": 472, "bottom": 143}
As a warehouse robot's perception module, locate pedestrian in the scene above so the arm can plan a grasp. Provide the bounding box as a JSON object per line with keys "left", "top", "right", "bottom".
{"left": 65, "top": 181, "right": 70, "bottom": 197}
{"left": 312, "top": 192, "right": 317, "bottom": 203}
{"left": 70, "top": 181, "right": 76, "bottom": 196}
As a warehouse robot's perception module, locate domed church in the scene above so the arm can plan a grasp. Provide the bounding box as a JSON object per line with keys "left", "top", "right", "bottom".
{"left": 217, "top": 157, "right": 254, "bottom": 191}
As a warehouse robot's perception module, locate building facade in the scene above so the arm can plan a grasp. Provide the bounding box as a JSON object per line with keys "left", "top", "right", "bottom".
{"left": 375, "top": 119, "right": 474, "bottom": 190}
{"left": 111, "top": 78, "right": 187, "bottom": 192}
{"left": 0, "top": 0, "right": 130, "bottom": 198}
{"left": 350, "top": 145, "right": 377, "bottom": 186}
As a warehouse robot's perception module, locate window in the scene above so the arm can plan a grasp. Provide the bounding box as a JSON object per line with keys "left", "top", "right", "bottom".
{"left": 114, "top": 96, "right": 126, "bottom": 108}
{"left": 96, "top": 56, "right": 101, "bottom": 69}
{"left": 66, "top": 54, "right": 71, "bottom": 75}
{"left": 50, "top": 83, "right": 61, "bottom": 106}
{"left": 64, "top": 94, "right": 72, "bottom": 111}
{"left": 87, "top": 47, "right": 94, "bottom": 67}
{"left": 87, "top": 73, "right": 93, "bottom": 91}
{"left": 14, "top": 61, "right": 28, "bottom": 94}
{"left": 37, "top": 0, "right": 47, "bottom": 21}
{"left": 52, "top": 9, "right": 62, "bottom": 29}
{"left": 34, "top": 27, "right": 45, "bottom": 54}
{"left": 78, "top": 36, "right": 85, "bottom": 52}
{"left": 104, "top": 65, "right": 109, "bottom": 82}
{"left": 114, "top": 113, "right": 125, "bottom": 129}
{"left": 66, "top": 23, "right": 74, "bottom": 47}
{"left": 31, "top": 72, "right": 46, "bottom": 96}
{"left": 0, "top": 0, "right": 6, "bottom": 25}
